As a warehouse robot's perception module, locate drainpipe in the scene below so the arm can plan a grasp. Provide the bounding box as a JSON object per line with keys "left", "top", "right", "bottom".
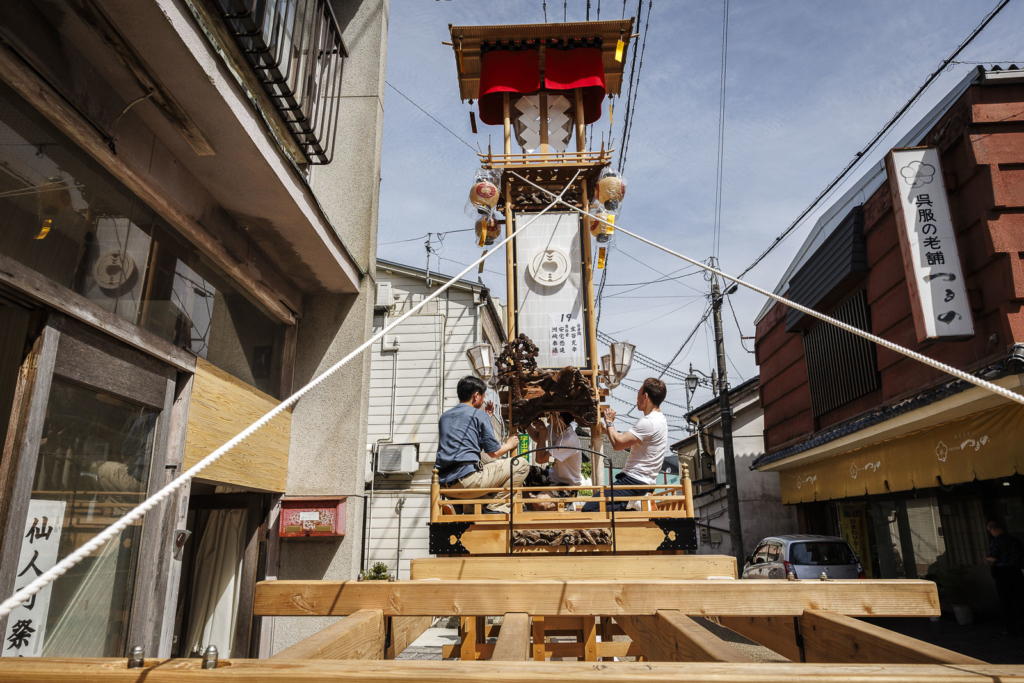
{"left": 366, "top": 313, "right": 399, "bottom": 572}
{"left": 395, "top": 497, "right": 406, "bottom": 580}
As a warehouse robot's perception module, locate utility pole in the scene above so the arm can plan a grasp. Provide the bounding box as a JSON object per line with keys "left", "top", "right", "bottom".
{"left": 711, "top": 277, "right": 744, "bottom": 567}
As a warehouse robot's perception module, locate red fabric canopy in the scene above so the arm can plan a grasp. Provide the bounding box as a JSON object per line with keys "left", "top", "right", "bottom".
{"left": 544, "top": 46, "right": 606, "bottom": 124}
{"left": 478, "top": 48, "right": 540, "bottom": 126}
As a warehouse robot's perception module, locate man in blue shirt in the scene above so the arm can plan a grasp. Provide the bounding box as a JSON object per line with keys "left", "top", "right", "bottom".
{"left": 437, "top": 376, "right": 525, "bottom": 513}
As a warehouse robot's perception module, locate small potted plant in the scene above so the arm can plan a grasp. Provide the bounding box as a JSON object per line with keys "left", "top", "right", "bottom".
{"left": 359, "top": 561, "right": 392, "bottom": 581}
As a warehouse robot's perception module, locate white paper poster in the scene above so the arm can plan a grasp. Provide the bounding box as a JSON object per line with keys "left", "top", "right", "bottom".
{"left": 888, "top": 147, "right": 974, "bottom": 340}
{"left": 3, "top": 499, "right": 66, "bottom": 657}
{"left": 548, "top": 312, "right": 585, "bottom": 367}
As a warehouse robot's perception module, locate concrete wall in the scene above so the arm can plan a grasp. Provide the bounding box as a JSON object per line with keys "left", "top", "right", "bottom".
{"left": 271, "top": 0, "right": 388, "bottom": 653}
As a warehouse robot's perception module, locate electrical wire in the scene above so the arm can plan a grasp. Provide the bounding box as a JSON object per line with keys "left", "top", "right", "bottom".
{"left": 603, "top": 297, "right": 704, "bottom": 334}
{"left": 711, "top": 0, "right": 730, "bottom": 260}
{"left": 385, "top": 81, "right": 475, "bottom": 152}
{"left": 616, "top": 0, "right": 644, "bottom": 171}
{"left": 726, "top": 293, "right": 754, "bottom": 353}
{"left": 735, "top": 0, "right": 1012, "bottom": 280}
{"left": 619, "top": 0, "right": 653, "bottom": 174}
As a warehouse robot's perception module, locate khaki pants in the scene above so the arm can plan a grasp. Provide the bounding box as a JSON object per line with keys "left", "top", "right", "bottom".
{"left": 446, "top": 457, "right": 530, "bottom": 513}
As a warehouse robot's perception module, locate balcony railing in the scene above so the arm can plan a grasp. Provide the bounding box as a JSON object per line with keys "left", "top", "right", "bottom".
{"left": 215, "top": 0, "right": 347, "bottom": 164}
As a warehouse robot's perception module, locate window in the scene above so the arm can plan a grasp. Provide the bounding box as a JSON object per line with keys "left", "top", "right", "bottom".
{"left": 789, "top": 541, "right": 856, "bottom": 566}
{"left": 766, "top": 543, "right": 782, "bottom": 562}
{"left": 802, "top": 290, "right": 880, "bottom": 417}
{"left": 0, "top": 82, "right": 285, "bottom": 396}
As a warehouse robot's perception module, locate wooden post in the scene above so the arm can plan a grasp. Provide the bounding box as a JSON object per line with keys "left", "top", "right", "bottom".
{"left": 539, "top": 91, "right": 549, "bottom": 158}
{"left": 682, "top": 463, "right": 695, "bottom": 518}
{"left": 504, "top": 179, "right": 516, "bottom": 337}
{"left": 531, "top": 616, "right": 546, "bottom": 661}
{"left": 503, "top": 92, "right": 512, "bottom": 158}
{"left": 459, "top": 616, "right": 478, "bottom": 661}
{"left": 582, "top": 616, "right": 598, "bottom": 661}
{"left": 575, "top": 87, "right": 604, "bottom": 488}
{"left": 430, "top": 469, "right": 440, "bottom": 523}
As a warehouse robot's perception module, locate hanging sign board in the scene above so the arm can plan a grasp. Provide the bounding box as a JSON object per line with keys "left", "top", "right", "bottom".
{"left": 3, "top": 499, "right": 66, "bottom": 657}
{"left": 885, "top": 146, "right": 974, "bottom": 342}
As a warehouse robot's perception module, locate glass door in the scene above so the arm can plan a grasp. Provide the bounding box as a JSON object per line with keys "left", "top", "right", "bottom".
{"left": 0, "top": 314, "right": 176, "bottom": 657}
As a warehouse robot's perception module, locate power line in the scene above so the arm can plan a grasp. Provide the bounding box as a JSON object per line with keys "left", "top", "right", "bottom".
{"left": 603, "top": 297, "right": 703, "bottom": 334}
{"left": 726, "top": 293, "right": 755, "bottom": 353}
{"left": 385, "top": 81, "right": 475, "bottom": 152}
{"left": 711, "top": 0, "right": 730, "bottom": 260}
{"left": 736, "top": 0, "right": 1012, "bottom": 280}
{"left": 616, "top": 0, "right": 644, "bottom": 171}
{"left": 619, "top": 0, "right": 653, "bottom": 174}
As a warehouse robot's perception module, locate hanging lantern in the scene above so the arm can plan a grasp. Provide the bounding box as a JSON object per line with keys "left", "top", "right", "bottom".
{"left": 475, "top": 213, "right": 501, "bottom": 246}
{"left": 469, "top": 179, "right": 499, "bottom": 213}
{"left": 587, "top": 199, "right": 612, "bottom": 244}
{"left": 597, "top": 168, "right": 627, "bottom": 213}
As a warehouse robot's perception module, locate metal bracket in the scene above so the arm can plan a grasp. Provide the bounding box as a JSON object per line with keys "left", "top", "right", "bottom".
{"left": 654, "top": 518, "right": 698, "bottom": 551}
{"left": 429, "top": 521, "right": 473, "bottom": 555}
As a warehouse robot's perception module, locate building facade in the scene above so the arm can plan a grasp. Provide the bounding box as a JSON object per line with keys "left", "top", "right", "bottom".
{"left": 0, "top": 0, "right": 387, "bottom": 660}
{"left": 673, "top": 378, "right": 797, "bottom": 561}
{"left": 753, "top": 67, "right": 1024, "bottom": 612}
{"left": 363, "top": 261, "right": 506, "bottom": 580}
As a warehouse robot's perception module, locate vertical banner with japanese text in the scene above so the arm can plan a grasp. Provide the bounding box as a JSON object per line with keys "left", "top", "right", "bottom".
{"left": 886, "top": 146, "right": 974, "bottom": 341}
{"left": 838, "top": 502, "right": 873, "bottom": 578}
{"left": 3, "top": 499, "right": 66, "bottom": 657}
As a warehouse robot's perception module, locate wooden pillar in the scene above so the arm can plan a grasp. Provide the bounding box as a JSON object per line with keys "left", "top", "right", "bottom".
{"left": 459, "top": 616, "right": 478, "bottom": 660}
{"left": 539, "top": 91, "right": 549, "bottom": 158}
{"left": 682, "top": 463, "right": 695, "bottom": 518}
{"left": 502, "top": 93, "right": 517, "bottom": 339}
{"left": 430, "top": 469, "right": 440, "bottom": 523}
{"left": 503, "top": 92, "right": 512, "bottom": 157}
{"left": 576, "top": 87, "right": 604, "bottom": 487}
{"left": 531, "top": 616, "right": 546, "bottom": 661}
{"left": 582, "top": 616, "right": 598, "bottom": 661}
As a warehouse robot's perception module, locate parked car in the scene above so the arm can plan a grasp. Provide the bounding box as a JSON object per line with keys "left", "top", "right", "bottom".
{"left": 741, "top": 535, "right": 865, "bottom": 580}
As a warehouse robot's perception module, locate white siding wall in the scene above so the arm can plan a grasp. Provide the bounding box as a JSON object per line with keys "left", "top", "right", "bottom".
{"left": 365, "top": 270, "right": 501, "bottom": 578}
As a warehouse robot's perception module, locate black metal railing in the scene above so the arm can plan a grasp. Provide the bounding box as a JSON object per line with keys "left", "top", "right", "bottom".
{"left": 215, "top": 0, "right": 347, "bottom": 164}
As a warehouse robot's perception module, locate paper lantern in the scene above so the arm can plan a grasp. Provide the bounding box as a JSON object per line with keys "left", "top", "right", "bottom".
{"left": 469, "top": 180, "right": 499, "bottom": 213}
{"left": 587, "top": 199, "right": 612, "bottom": 244}
{"left": 475, "top": 213, "right": 501, "bottom": 246}
{"left": 597, "top": 168, "right": 626, "bottom": 213}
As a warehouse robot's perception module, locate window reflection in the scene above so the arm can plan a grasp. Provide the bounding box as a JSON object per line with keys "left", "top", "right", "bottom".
{"left": 0, "top": 82, "right": 283, "bottom": 397}
{"left": 31, "top": 380, "right": 157, "bottom": 657}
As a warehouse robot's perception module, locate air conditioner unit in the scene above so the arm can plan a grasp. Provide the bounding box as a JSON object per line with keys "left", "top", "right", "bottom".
{"left": 375, "top": 443, "right": 419, "bottom": 474}
{"left": 375, "top": 282, "right": 394, "bottom": 311}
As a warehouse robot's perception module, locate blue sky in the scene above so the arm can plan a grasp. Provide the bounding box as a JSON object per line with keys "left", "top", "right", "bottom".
{"left": 376, "top": 0, "right": 1023, "bottom": 435}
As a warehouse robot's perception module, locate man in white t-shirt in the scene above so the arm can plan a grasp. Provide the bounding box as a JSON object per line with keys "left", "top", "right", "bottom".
{"left": 583, "top": 377, "right": 668, "bottom": 512}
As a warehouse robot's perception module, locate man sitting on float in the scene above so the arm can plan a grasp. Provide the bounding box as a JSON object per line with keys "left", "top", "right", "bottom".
{"left": 436, "top": 375, "right": 526, "bottom": 513}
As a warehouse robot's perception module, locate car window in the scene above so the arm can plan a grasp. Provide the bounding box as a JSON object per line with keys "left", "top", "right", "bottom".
{"left": 752, "top": 543, "right": 769, "bottom": 562}
{"left": 766, "top": 543, "right": 781, "bottom": 562}
{"left": 789, "top": 541, "right": 855, "bottom": 565}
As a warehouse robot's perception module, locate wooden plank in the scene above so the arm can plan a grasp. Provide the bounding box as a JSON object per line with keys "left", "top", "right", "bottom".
{"left": 800, "top": 609, "right": 984, "bottom": 664}
{"left": 459, "top": 617, "right": 478, "bottom": 661}
{"left": 411, "top": 556, "right": 736, "bottom": 580}
{"left": 617, "top": 611, "right": 749, "bottom": 663}
{"left": 253, "top": 579, "right": 940, "bottom": 618}
{"left": 718, "top": 616, "right": 801, "bottom": 662}
{"left": 385, "top": 616, "right": 433, "bottom": 659}
{"left": 532, "top": 616, "right": 546, "bottom": 661}
{"left": 184, "top": 358, "right": 291, "bottom": 492}
{"left": 582, "top": 616, "right": 598, "bottom": 661}
{"left": 271, "top": 610, "right": 384, "bottom": 660}
{"left": 2, "top": 659, "right": 1022, "bottom": 681}
{"left": 491, "top": 613, "right": 531, "bottom": 661}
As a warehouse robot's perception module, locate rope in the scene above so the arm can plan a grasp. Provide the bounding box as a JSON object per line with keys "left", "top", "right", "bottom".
{"left": 0, "top": 173, "right": 580, "bottom": 620}
{"left": 509, "top": 170, "right": 1024, "bottom": 409}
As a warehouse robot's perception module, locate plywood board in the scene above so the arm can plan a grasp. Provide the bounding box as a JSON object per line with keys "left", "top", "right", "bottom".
{"left": 253, "top": 579, "right": 940, "bottom": 618}
{"left": 184, "top": 357, "right": 290, "bottom": 492}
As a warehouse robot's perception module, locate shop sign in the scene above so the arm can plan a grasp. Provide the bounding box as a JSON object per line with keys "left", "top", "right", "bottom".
{"left": 839, "top": 502, "right": 873, "bottom": 577}
{"left": 885, "top": 146, "right": 974, "bottom": 342}
{"left": 3, "top": 499, "right": 66, "bottom": 657}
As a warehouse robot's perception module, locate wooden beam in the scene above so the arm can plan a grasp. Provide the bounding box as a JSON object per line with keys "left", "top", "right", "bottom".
{"left": 617, "top": 611, "right": 749, "bottom": 663}
{"left": 718, "top": 616, "right": 801, "bottom": 662}
{"left": 491, "top": 613, "right": 531, "bottom": 661}
{"left": 253, "top": 579, "right": 941, "bottom": 618}
{"left": 2, "top": 659, "right": 1022, "bottom": 681}
{"left": 385, "top": 616, "right": 433, "bottom": 659}
{"left": 800, "top": 609, "right": 984, "bottom": 665}
{"left": 410, "top": 556, "right": 737, "bottom": 581}
{"left": 270, "top": 610, "right": 384, "bottom": 660}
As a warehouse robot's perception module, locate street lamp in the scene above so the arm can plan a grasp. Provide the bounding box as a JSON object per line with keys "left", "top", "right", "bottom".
{"left": 600, "top": 354, "right": 618, "bottom": 389}
{"left": 610, "top": 341, "right": 635, "bottom": 380}
{"left": 466, "top": 344, "right": 495, "bottom": 385}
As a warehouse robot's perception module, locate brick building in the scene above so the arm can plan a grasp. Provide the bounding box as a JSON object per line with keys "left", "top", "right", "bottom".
{"left": 752, "top": 66, "right": 1024, "bottom": 614}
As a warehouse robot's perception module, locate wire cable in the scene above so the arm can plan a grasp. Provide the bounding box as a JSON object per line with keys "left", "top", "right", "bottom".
{"left": 0, "top": 172, "right": 581, "bottom": 620}
{"left": 711, "top": 0, "right": 730, "bottom": 260}
{"left": 726, "top": 293, "right": 755, "bottom": 353}
{"left": 619, "top": 0, "right": 653, "bottom": 174}
{"left": 385, "top": 81, "right": 475, "bottom": 152}
{"left": 616, "top": 0, "right": 644, "bottom": 171}
{"left": 736, "top": 0, "right": 1012, "bottom": 280}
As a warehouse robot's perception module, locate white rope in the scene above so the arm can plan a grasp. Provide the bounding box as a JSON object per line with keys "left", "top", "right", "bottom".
{"left": 0, "top": 172, "right": 580, "bottom": 620}
{"left": 509, "top": 170, "right": 1024, "bottom": 408}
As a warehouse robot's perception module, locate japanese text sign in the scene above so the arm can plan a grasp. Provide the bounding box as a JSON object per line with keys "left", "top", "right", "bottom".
{"left": 886, "top": 147, "right": 974, "bottom": 341}
{"left": 4, "top": 499, "right": 65, "bottom": 657}
{"left": 548, "top": 313, "right": 585, "bottom": 366}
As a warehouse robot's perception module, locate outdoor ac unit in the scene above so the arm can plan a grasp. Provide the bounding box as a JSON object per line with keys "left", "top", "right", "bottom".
{"left": 376, "top": 443, "right": 418, "bottom": 474}
{"left": 375, "top": 282, "right": 394, "bottom": 311}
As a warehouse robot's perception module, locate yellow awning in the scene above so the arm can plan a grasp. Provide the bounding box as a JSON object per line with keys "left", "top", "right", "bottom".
{"left": 780, "top": 402, "right": 1024, "bottom": 504}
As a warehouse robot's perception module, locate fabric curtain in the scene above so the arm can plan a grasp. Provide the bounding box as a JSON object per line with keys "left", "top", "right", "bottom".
{"left": 544, "top": 45, "right": 606, "bottom": 124}
{"left": 478, "top": 47, "right": 540, "bottom": 126}
{"left": 184, "top": 508, "right": 247, "bottom": 657}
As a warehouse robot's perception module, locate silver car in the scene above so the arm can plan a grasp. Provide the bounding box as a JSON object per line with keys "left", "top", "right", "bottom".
{"left": 741, "top": 535, "right": 865, "bottom": 580}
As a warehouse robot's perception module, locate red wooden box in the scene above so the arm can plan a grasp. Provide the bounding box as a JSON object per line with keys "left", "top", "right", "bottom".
{"left": 279, "top": 496, "right": 347, "bottom": 538}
